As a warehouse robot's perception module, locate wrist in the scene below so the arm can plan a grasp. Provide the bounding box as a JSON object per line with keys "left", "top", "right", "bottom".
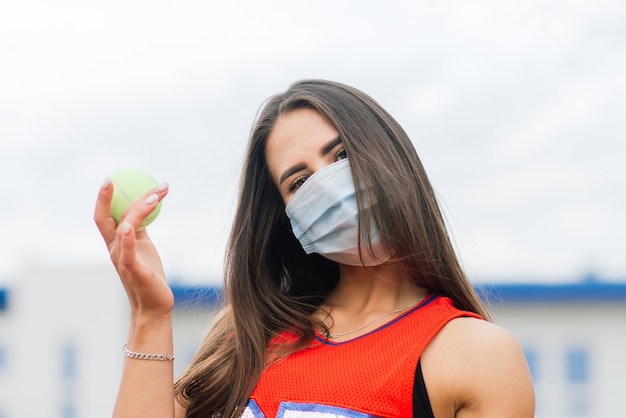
{"left": 129, "top": 312, "right": 173, "bottom": 344}
{"left": 126, "top": 326, "right": 174, "bottom": 364}
{"left": 130, "top": 309, "right": 173, "bottom": 327}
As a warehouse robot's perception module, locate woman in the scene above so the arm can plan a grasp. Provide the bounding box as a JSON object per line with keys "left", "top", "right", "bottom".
{"left": 95, "top": 79, "right": 534, "bottom": 417}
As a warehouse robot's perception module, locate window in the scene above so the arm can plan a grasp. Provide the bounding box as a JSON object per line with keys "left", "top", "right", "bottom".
{"left": 62, "top": 405, "right": 75, "bottom": 418}
{"left": 566, "top": 347, "right": 589, "bottom": 383}
{"left": 62, "top": 343, "right": 76, "bottom": 380}
{"left": 565, "top": 346, "right": 591, "bottom": 416}
{"left": 61, "top": 342, "right": 77, "bottom": 418}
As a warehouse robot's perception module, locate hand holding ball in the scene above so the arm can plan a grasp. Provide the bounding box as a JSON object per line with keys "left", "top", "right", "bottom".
{"left": 109, "top": 168, "right": 163, "bottom": 230}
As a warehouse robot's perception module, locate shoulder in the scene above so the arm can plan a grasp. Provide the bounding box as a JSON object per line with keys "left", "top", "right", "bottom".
{"left": 421, "top": 317, "right": 535, "bottom": 418}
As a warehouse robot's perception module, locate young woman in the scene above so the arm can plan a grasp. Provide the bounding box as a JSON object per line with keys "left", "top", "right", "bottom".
{"left": 95, "top": 79, "right": 534, "bottom": 417}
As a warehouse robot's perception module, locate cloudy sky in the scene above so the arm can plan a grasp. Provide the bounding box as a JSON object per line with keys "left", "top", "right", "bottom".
{"left": 1, "top": 0, "right": 624, "bottom": 286}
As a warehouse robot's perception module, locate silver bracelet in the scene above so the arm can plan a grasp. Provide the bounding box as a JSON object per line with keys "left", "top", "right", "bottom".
{"left": 122, "top": 344, "right": 175, "bottom": 361}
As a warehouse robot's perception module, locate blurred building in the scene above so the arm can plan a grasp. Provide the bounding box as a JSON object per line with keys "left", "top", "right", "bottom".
{"left": 0, "top": 264, "right": 221, "bottom": 418}
{"left": 486, "top": 279, "right": 626, "bottom": 418}
{"left": 0, "top": 265, "right": 625, "bottom": 418}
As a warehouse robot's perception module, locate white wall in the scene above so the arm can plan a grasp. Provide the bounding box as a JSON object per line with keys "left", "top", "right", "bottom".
{"left": 6, "top": 266, "right": 128, "bottom": 418}
{"left": 491, "top": 301, "right": 626, "bottom": 418}
{"left": 2, "top": 263, "right": 128, "bottom": 418}
{"left": 0, "top": 288, "right": 17, "bottom": 418}
{"left": 0, "top": 263, "right": 221, "bottom": 418}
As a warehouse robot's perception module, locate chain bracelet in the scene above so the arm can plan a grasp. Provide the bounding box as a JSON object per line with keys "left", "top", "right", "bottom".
{"left": 122, "top": 344, "right": 175, "bottom": 361}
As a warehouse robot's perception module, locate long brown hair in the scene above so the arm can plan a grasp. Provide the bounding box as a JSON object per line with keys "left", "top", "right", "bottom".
{"left": 174, "top": 79, "right": 491, "bottom": 417}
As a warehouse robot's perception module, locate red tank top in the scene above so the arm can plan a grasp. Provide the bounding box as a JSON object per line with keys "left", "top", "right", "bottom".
{"left": 243, "top": 293, "right": 483, "bottom": 417}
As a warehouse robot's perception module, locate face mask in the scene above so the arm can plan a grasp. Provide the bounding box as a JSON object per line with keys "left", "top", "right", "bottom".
{"left": 285, "top": 159, "right": 391, "bottom": 266}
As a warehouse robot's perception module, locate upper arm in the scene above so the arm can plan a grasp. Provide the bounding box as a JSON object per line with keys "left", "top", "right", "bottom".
{"left": 422, "top": 317, "right": 535, "bottom": 418}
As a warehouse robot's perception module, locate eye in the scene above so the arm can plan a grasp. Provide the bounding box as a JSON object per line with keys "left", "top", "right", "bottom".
{"left": 288, "top": 175, "right": 309, "bottom": 193}
{"left": 334, "top": 148, "right": 347, "bottom": 161}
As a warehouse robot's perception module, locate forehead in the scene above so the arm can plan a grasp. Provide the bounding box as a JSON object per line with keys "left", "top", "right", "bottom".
{"left": 265, "top": 108, "right": 338, "bottom": 175}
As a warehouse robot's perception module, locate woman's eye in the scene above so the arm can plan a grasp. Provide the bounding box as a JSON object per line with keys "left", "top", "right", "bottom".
{"left": 335, "top": 148, "right": 347, "bottom": 161}
{"left": 289, "top": 175, "right": 309, "bottom": 193}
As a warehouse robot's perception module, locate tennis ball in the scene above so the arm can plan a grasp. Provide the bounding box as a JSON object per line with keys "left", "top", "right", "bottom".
{"left": 109, "top": 168, "right": 162, "bottom": 230}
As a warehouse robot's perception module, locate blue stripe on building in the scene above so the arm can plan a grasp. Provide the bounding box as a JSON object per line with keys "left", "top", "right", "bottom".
{"left": 170, "top": 284, "right": 223, "bottom": 308}
{"left": 482, "top": 280, "right": 626, "bottom": 303}
{"left": 168, "top": 280, "right": 626, "bottom": 308}
{"left": 0, "top": 288, "right": 7, "bottom": 311}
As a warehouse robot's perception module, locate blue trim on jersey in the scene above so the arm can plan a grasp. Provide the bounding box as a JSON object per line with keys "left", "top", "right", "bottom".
{"left": 314, "top": 292, "right": 439, "bottom": 346}
{"left": 242, "top": 399, "right": 265, "bottom": 418}
{"left": 277, "top": 401, "right": 373, "bottom": 417}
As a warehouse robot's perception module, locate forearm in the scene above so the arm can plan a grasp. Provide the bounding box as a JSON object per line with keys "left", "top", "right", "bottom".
{"left": 113, "top": 314, "right": 176, "bottom": 418}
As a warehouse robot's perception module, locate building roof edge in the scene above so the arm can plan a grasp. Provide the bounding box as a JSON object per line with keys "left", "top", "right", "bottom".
{"left": 2, "top": 280, "right": 626, "bottom": 310}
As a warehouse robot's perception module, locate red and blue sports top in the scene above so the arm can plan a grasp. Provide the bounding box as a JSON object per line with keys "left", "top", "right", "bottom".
{"left": 242, "top": 293, "right": 483, "bottom": 417}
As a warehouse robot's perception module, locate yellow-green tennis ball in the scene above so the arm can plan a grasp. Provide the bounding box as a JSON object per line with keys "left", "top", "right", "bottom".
{"left": 110, "top": 168, "right": 162, "bottom": 230}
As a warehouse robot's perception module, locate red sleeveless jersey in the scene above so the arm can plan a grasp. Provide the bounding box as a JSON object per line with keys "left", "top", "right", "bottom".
{"left": 242, "top": 293, "right": 483, "bottom": 417}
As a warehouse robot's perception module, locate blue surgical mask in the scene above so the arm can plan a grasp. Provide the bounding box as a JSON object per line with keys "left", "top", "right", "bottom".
{"left": 285, "top": 159, "right": 391, "bottom": 266}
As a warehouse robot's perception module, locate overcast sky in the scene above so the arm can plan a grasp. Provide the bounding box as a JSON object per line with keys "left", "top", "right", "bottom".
{"left": 1, "top": 0, "right": 625, "bottom": 286}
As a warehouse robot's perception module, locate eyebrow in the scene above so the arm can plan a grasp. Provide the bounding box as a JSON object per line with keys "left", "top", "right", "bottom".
{"left": 320, "top": 136, "right": 343, "bottom": 157}
{"left": 278, "top": 136, "right": 343, "bottom": 185}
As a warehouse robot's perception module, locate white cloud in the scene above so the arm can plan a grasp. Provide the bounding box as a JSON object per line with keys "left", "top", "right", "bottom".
{"left": 1, "top": 0, "right": 625, "bottom": 284}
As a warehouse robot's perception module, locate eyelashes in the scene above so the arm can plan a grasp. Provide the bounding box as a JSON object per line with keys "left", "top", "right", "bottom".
{"left": 287, "top": 148, "right": 348, "bottom": 193}
{"left": 334, "top": 148, "right": 347, "bottom": 161}
{"left": 288, "top": 175, "right": 308, "bottom": 193}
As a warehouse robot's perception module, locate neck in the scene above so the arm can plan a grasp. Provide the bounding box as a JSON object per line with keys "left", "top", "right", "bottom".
{"left": 329, "top": 263, "right": 426, "bottom": 309}
{"left": 320, "top": 263, "right": 430, "bottom": 341}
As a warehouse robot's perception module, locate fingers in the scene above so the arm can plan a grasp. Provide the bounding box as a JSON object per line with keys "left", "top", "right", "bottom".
{"left": 115, "top": 221, "right": 148, "bottom": 308}
{"left": 94, "top": 178, "right": 117, "bottom": 245}
{"left": 94, "top": 179, "right": 169, "bottom": 246}
{"left": 121, "top": 182, "right": 169, "bottom": 233}
{"left": 95, "top": 177, "right": 171, "bottom": 316}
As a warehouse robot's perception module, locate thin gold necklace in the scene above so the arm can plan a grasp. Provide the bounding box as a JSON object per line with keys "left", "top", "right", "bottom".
{"left": 320, "top": 295, "right": 426, "bottom": 339}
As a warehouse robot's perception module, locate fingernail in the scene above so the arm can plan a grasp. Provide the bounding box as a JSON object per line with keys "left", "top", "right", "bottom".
{"left": 146, "top": 193, "right": 159, "bottom": 205}
{"left": 122, "top": 221, "right": 132, "bottom": 236}
{"left": 156, "top": 182, "right": 169, "bottom": 192}
{"left": 101, "top": 178, "right": 112, "bottom": 189}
